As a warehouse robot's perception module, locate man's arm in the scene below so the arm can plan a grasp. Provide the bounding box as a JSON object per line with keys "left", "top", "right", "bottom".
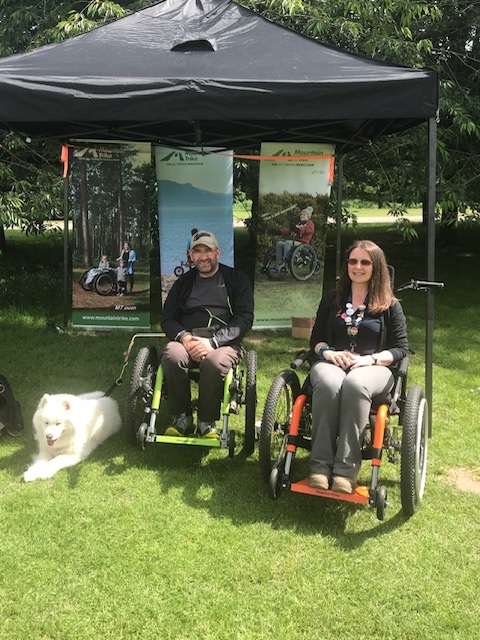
{"left": 210, "top": 269, "right": 254, "bottom": 348}
{"left": 161, "top": 281, "right": 189, "bottom": 341}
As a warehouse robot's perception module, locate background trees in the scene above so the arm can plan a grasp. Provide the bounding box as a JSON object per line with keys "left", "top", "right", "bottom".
{"left": 242, "top": 0, "right": 480, "bottom": 235}
{"left": 0, "top": 0, "right": 478, "bottom": 245}
{"left": 0, "top": 0, "right": 151, "bottom": 249}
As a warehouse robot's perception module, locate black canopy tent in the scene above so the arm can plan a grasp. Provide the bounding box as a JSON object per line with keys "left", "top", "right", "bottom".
{"left": 0, "top": 0, "right": 437, "bottom": 150}
{"left": 0, "top": 0, "right": 438, "bottom": 424}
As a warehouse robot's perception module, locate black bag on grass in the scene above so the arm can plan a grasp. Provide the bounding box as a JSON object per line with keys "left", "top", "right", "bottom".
{"left": 0, "top": 374, "right": 23, "bottom": 437}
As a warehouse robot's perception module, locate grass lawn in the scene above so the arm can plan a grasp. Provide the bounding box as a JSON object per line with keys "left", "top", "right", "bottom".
{"left": 0, "top": 222, "right": 479, "bottom": 639}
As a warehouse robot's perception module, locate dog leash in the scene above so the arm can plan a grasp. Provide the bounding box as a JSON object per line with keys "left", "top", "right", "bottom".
{"left": 103, "top": 332, "right": 165, "bottom": 398}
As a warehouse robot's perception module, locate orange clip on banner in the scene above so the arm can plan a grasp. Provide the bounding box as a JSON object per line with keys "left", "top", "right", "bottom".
{"left": 61, "top": 144, "right": 69, "bottom": 178}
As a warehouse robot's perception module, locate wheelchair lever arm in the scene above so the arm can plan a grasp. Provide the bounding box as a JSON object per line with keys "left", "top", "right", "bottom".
{"left": 290, "top": 349, "right": 314, "bottom": 370}
{"left": 396, "top": 279, "right": 445, "bottom": 292}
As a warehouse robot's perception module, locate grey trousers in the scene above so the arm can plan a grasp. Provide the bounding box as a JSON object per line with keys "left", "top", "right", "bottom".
{"left": 160, "top": 341, "right": 243, "bottom": 422}
{"left": 276, "top": 239, "right": 294, "bottom": 263}
{"left": 309, "top": 361, "right": 394, "bottom": 480}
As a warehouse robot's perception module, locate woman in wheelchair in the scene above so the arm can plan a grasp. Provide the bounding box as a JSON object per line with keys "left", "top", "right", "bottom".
{"left": 308, "top": 240, "right": 409, "bottom": 494}
{"left": 275, "top": 205, "right": 315, "bottom": 264}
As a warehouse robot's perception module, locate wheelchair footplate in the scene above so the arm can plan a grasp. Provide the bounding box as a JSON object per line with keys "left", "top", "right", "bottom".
{"left": 154, "top": 433, "right": 223, "bottom": 449}
{"left": 289, "top": 478, "right": 370, "bottom": 504}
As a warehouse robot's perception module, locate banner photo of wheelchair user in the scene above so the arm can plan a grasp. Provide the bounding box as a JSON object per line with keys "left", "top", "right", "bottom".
{"left": 155, "top": 146, "right": 234, "bottom": 305}
{"left": 71, "top": 141, "right": 152, "bottom": 330}
{"left": 254, "top": 142, "right": 335, "bottom": 330}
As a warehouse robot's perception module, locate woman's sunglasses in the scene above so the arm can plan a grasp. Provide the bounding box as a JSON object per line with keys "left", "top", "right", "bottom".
{"left": 347, "top": 258, "right": 373, "bottom": 266}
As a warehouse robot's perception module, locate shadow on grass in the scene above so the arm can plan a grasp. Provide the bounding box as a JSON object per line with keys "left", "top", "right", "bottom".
{"left": 97, "top": 435, "right": 413, "bottom": 549}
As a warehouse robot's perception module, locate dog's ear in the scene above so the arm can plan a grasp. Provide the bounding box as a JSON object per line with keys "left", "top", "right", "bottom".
{"left": 38, "top": 394, "right": 50, "bottom": 408}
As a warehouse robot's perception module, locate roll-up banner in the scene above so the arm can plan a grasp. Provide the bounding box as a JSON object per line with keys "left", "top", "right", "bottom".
{"left": 155, "top": 147, "right": 233, "bottom": 304}
{"left": 254, "top": 142, "right": 335, "bottom": 329}
{"left": 71, "top": 141, "right": 151, "bottom": 329}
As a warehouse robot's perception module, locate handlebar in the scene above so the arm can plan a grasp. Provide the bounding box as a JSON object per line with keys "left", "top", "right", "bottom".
{"left": 396, "top": 279, "right": 445, "bottom": 292}
{"left": 261, "top": 203, "right": 297, "bottom": 221}
{"left": 290, "top": 349, "right": 314, "bottom": 370}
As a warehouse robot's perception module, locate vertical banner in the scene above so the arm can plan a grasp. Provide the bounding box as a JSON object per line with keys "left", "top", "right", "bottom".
{"left": 71, "top": 141, "right": 152, "bottom": 329}
{"left": 155, "top": 147, "right": 233, "bottom": 304}
{"left": 254, "top": 142, "right": 335, "bottom": 329}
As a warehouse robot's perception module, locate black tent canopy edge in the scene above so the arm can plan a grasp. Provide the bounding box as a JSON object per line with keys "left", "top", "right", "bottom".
{"left": 0, "top": 117, "right": 429, "bottom": 152}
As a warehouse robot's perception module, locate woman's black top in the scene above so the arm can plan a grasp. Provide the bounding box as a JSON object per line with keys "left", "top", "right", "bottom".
{"left": 309, "top": 289, "right": 409, "bottom": 364}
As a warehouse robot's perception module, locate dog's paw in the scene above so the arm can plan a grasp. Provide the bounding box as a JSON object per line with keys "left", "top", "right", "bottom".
{"left": 23, "top": 461, "right": 54, "bottom": 482}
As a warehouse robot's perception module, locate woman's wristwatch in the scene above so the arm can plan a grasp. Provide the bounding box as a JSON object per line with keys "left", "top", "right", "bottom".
{"left": 371, "top": 353, "right": 379, "bottom": 365}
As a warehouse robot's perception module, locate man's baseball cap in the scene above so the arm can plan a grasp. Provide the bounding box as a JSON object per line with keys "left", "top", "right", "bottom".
{"left": 190, "top": 230, "right": 218, "bottom": 250}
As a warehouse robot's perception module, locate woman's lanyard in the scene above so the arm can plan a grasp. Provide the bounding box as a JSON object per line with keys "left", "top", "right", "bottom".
{"left": 341, "top": 296, "right": 367, "bottom": 352}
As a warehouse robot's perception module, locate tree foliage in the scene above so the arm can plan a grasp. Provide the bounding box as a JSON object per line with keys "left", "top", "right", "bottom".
{"left": 0, "top": 0, "right": 151, "bottom": 247}
{"left": 0, "top": 0, "right": 479, "bottom": 245}
{"left": 241, "top": 0, "right": 480, "bottom": 230}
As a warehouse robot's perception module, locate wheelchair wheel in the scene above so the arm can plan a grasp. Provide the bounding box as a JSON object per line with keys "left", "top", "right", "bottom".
{"left": 262, "top": 250, "right": 287, "bottom": 281}
{"left": 124, "top": 345, "right": 158, "bottom": 446}
{"left": 268, "top": 466, "right": 283, "bottom": 500}
{"left": 95, "top": 272, "right": 115, "bottom": 296}
{"left": 136, "top": 422, "right": 148, "bottom": 451}
{"left": 289, "top": 244, "right": 317, "bottom": 281}
{"left": 376, "top": 485, "right": 388, "bottom": 521}
{"left": 259, "top": 370, "right": 301, "bottom": 484}
{"left": 243, "top": 350, "right": 257, "bottom": 455}
{"left": 79, "top": 270, "right": 94, "bottom": 291}
{"left": 401, "top": 385, "right": 428, "bottom": 516}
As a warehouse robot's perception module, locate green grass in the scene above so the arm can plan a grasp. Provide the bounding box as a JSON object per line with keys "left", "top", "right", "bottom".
{"left": 233, "top": 201, "right": 423, "bottom": 220}
{"left": 0, "top": 222, "right": 479, "bottom": 639}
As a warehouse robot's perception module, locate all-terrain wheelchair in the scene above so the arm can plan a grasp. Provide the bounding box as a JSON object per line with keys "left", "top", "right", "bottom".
{"left": 258, "top": 276, "right": 444, "bottom": 520}
{"left": 261, "top": 235, "right": 320, "bottom": 282}
{"left": 123, "top": 334, "right": 257, "bottom": 457}
{"left": 259, "top": 350, "right": 428, "bottom": 520}
{"left": 79, "top": 268, "right": 117, "bottom": 296}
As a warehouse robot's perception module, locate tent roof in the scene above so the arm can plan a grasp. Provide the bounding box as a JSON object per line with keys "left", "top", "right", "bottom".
{"left": 0, "top": 0, "right": 438, "bottom": 151}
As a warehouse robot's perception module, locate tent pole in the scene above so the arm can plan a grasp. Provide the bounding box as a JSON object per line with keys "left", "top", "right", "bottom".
{"left": 335, "top": 153, "right": 344, "bottom": 279}
{"left": 426, "top": 116, "right": 437, "bottom": 436}
{"left": 63, "top": 174, "right": 69, "bottom": 328}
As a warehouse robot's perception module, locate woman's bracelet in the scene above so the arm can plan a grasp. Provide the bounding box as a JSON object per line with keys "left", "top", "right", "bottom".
{"left": 316, "top": 345, "right": 336, "bottom": 361}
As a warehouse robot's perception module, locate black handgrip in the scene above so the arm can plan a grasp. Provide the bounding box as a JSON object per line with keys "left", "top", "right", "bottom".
{"left": 290, "top": 349, "right": 313, "bottom": 369}
{"left": 396, "top": 279, "right": 445, "bottom": 292}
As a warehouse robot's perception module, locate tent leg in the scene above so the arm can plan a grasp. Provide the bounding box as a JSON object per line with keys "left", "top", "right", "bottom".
{"left": 335, "top": 154, "right": 344, "bottom": 279}
{"left": 426, "top": 116, "right": 437, "bottom": 437}
{"left": 63, "top": 174, "right": 69, "bottom": 328}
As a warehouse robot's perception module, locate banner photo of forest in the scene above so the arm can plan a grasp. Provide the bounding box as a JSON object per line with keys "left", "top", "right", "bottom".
{"left": 70, "top": 141, "right": 152, "bottom": 329}
{"left": 254, "top": 142, "right": 335, "bottom": 328}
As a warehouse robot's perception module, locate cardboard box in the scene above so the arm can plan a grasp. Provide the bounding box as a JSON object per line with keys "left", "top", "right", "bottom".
{"left": 291, "top": 317, "right": 315, "bottom": 339}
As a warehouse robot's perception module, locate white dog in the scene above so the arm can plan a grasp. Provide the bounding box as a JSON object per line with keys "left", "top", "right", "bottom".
{"left": 23, "top": 391, "right": 122, "bottom": 482}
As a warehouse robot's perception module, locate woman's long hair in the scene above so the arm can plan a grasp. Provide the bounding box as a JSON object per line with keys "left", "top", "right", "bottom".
{"left": 336, "top": 240, "right": 396, "bottom": 314}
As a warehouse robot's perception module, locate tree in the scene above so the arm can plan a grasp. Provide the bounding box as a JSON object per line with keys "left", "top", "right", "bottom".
{"left": 241, "top": 0, "right": 480, "bottom": 237}
{"left": 0, "top": 0, "right": 151, "bottom": 249}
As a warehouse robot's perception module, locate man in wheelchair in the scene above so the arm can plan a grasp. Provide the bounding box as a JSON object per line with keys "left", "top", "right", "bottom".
{"left": 160, "top": 230, "right": 254, "bottom": 440}
{"left": 308, "top": 240, "right": 409, "bottom": 494}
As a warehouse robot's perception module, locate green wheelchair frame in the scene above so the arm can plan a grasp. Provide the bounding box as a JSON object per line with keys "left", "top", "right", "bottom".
{"left": 123, "top": 333, "right": 257, "bottom": 457}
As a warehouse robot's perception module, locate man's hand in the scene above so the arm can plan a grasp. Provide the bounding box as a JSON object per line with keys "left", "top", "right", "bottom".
{"left": 183, "top": 336, "right": 214, "bottom": 362}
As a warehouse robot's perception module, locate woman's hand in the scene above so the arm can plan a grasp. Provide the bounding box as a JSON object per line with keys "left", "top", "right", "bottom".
{"left": 349, "top": 354, "right": 376, "bottom": 369}
{"left": 323, "top": 349, "right": 356, "bottom": 370}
